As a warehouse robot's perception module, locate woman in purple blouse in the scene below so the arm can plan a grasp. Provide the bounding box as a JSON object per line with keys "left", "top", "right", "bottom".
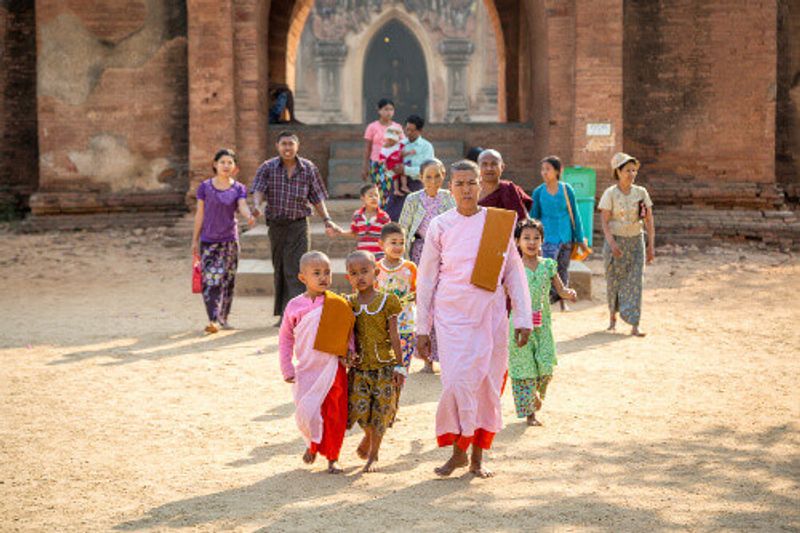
{"left": 191, "top": 148, "right": 255, "bottom": 333}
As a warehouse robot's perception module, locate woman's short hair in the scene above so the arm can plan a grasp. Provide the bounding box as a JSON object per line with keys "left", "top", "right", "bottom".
{"left": 377, "top": 98, "right": 395, "bottom": 110}
{"left": 212, "top": 148, "right": 238, "bottom": 171}
{"left": 540, "top": 155, "right": 563, "bottom": 179}
{"left": 420, "top": 158, "right": 445, "bottom": 177}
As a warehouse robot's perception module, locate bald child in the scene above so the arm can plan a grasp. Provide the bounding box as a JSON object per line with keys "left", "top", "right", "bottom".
{"left": 278, "top": 251, "right": 353, "bottom": 474}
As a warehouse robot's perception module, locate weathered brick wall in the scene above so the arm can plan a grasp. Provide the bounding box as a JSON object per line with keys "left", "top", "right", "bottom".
{"left": 571, "top": 0, "right": 623, "bottom": 192}
{"left": 534, "top": 0, "right": 575, "bottom": 171}
{"left": 523, "top": 0, "right": 624, "bottom": 191}
{"left": 30, "top": 0, "right": 189, "bottom": 215}
{"left": 187, "top": 0, "right": 236, "bottom": 197}
{"left": 623, "top": 0, "right": 779, "bottom": 209}
{"left": 0, "top": 0, "right": 38, "bottom": 215}
{"left": 777, "top": 0, "right": 800, "bottom": 203}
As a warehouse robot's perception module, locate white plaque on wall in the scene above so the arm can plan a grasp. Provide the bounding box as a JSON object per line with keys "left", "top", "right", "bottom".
{"left": 586, "top": 123, "right": 612, "bottom": 136}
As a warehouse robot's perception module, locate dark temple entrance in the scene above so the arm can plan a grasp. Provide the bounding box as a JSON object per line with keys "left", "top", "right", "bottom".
{"left": 362, "top": 19, "right": 428, "bottom": 122}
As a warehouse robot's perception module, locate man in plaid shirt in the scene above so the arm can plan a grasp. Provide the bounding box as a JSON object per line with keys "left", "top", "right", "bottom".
{"left": 251, "top": 131, "right": 341, "bottom": 320}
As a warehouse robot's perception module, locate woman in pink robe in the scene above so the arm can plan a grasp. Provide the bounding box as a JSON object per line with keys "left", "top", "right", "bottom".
{"left": 417, "top": 160, "right": 532, "bottom": 478}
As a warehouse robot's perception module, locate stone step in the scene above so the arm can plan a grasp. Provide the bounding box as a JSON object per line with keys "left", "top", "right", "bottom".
{"left": 330, "top": 141, "right": 365, "bottom": 160}
{"left": 320, "top": 198, "right": 363, "bottom": 220}
{"left": 326, "top": 141, "right": 466, "bottom": 199}
{"left": 432, "top": 141, "right": 465, "bottom": 163}
{"left": 567, "top": 260, "right": 592, "bottom": 301}
{"left": 329, "top": 140, "right": 466, "bottom": 162}
{"left": 327, "top": 159, "right": 363, "bottom": 198}
{"left": 236, "top": 258, "right": 351, "bottom": 296}
{"left": 239, "top": 223, "right": 357, "bottom": 259}
{"left": 235, "top": 256, "right": 593, "bottom": 299}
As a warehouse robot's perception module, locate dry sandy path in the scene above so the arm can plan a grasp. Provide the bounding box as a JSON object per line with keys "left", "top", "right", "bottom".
{"left": 1, "top": 229, "right": 798, "bottom": 531}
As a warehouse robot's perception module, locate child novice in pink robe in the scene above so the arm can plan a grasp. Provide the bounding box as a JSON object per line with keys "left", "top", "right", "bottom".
{"left": 278, "top": 251, "right": 354, "bottom": 474}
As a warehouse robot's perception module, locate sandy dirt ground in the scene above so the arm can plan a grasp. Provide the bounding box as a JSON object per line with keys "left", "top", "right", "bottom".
{"left": 1, "top": 227, "right": 799, "bottom": 532}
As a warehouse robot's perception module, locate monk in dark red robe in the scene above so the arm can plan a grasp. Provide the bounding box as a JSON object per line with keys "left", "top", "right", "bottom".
{"left": 477, "top": 149, "right": 532, "bottom": 222}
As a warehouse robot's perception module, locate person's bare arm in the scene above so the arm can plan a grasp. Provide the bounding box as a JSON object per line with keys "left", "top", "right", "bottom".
{"left": 644, "top": 207, "right": 655, "bottom": 263}
{"left": 388, "top": 315, "right": 403, "bottom": 366}
{"left": 252, "top": 191, "right": 265, "bottom": 218}
{"left": 312, "top": 201, "right": 342, "bottom": 237}
{"left": 237, "top": 198, "right": 256, "bottom": 227}
{"left": 362, "top": 140, "right": 372, "bottom": 181}
{"left": 334, "top": 229, "right": 359, "bottom": 240}
{"left": 388, "top": 315, "right": 405, "bottom": 386}
{"left": 552, "top": 273, "right": 577, "bottom": 302}
{"left": 191, "top": 200, "right": 204, "bottom": 255}
{"left": 312, "top": 201, "right": 331, "bottom": 221}
{"left": 601, "top": 210, "right": 622, "bottom": 258}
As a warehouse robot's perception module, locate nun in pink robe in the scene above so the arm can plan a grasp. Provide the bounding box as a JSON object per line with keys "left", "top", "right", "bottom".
{"left": 416, "top": 207, "right": 532, "bottom": 452}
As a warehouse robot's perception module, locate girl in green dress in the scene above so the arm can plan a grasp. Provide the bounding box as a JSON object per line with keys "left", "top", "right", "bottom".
{"left": 509, "top": 219, "right": 577, "bottom": 426}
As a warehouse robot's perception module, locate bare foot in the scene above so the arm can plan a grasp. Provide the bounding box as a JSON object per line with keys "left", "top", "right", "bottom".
{"left": 434, "top": 452, "right": 468, "bottom": 477}
{"left": 526, "top": 414, "right": 543, "bottom": 427}
{"left": 631, "top": 326, "right": 647, "bottom": 337}
{"left": 356, "top": 436, "right": 369, "bottom": 460}
{"left": 205, "top": 322, "right": 220, "bottom": 334}
{"left": 469, "top": 462, "right": 495, "bottom": 478}
{"left": 302, "top": 449, "right": 316, "bottom": 464}
{"left": 362, "top": 456, "right": 379, "bottom": 473}
{"left": 327, "top": 460, "right": 343, "bottom": 474}
{"left": 607, "top": 319, "right": 616, "bottom": 332}
{"left": 421, "top": 361, "right": 435, "bottom": 374}
{"left": 559, "top": 300, "right": 571, "bottom": 312}
{"left": 533, "top": 392, "right": 543, "bottom": 412}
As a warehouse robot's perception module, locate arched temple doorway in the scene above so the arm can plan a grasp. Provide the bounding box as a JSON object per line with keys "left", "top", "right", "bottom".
{"left": 362, "top": 19, "right": 428, "bottom": 122}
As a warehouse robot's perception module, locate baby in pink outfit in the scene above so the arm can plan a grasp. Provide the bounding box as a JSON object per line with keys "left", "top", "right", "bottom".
{"left": 379, "top": 126, "right": 410, "bottom": 196}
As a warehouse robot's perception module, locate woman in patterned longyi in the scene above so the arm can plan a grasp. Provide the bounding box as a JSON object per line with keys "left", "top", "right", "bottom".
{"left": 191, "top": 149, "right": 255, "bottom": 334}
{"left": 598, "top": 152, "right": 656, "bottom": 337}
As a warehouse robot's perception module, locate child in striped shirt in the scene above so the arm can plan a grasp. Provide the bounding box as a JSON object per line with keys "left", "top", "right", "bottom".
{"left": 333, "top": 183, "right": 391, "bottom": 260}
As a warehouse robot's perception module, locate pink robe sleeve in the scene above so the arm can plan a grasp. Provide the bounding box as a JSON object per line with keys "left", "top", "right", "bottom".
{"left": 415, "top": 218, "right": 442, "bottom": 336}
{"left": 503, "top": 236, "right": 533, "bottom": 329}
{"left": 278, "top": 304, "right": 300, "bottom": 380}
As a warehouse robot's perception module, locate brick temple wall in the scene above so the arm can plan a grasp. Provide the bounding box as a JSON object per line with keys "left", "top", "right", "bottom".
{"left": 0, "top": 1, "right": 38, "bottom": 216}
{"left": 778, "top": 0, "right": 800, "bottom": 203}
{"left": 0, "top": 0, "right": 790, "bottom": 242}
{"left": 623, "top": 0, "right": 781, "bottom": 209}
{"left": 29, "top": 0, "right": 189, "bottom": 215}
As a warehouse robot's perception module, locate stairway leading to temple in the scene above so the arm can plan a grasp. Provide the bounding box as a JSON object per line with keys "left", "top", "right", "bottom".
{"left": 236, "top": 139, "right": 471, "bottom": 296}
{"left": 231, "top": 136, "right": 607, "bottom": 299}
{"left": 235, "top": 199, "right": 361, "bottom": 296}
{"left": 234, "top": 195, "right": 596, "bottom": 299}
{"left": 326, "top": 140, "right": 467, "bottom": 197}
